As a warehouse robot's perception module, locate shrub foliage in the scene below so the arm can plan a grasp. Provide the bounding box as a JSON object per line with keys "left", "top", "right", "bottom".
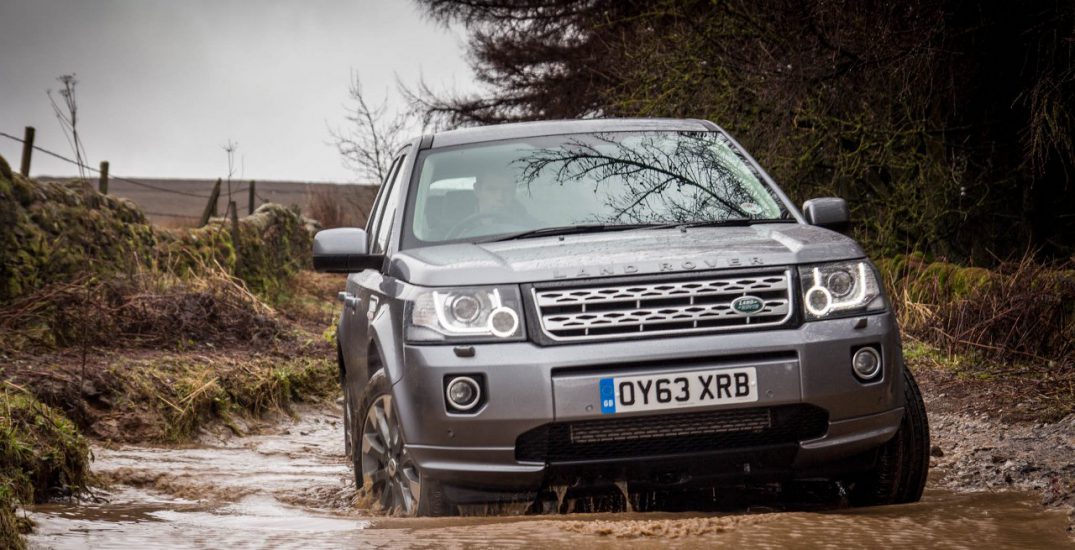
{"left": 412, "top": 0, "right": 1075, "bottom": 263}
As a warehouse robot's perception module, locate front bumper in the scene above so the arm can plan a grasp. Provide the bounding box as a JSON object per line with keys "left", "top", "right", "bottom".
{"left": 395, "top": 312, "right": 904, "bottom": 492}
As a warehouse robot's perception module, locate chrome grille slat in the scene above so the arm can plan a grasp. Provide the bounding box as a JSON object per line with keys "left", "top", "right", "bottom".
{"left": 535, "top": 276, "right": 788, "bottom": 307}
{"left": 534, "top": 270, "right": 794, "bottom": 341}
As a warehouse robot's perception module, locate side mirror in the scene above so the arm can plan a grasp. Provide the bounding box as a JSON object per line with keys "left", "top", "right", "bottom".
{"left": 802, "top": 197, "right": 850, "bottom": 232}
{"left": 312, "top": 228, "right": 383, "bottom": 273}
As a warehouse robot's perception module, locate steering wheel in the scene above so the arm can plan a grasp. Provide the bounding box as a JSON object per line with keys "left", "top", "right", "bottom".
{"left": 446, "top": 211, "right": 523, "bottom": 239}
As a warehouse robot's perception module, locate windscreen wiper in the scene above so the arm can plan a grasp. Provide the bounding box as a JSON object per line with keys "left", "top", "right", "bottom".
{"left": 644, "top": 218, "right": 797, "bottom": 230}
{"left": 488, "top": 223, "right": 657, "bottom": 242}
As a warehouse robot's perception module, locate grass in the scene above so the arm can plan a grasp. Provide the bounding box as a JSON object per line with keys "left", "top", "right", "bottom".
{"left": 0, "top": 265, "right": 342, "bottom": 547}
{"left": 0, "top": 271, "right": 339, "bottom": 547}
{"left": 0, "top": 165, "right": 345, "bottom": 546}
{"left": 880, "top": 253, "right": 1075, "bottom": 366}
{"left": 875, "top": 253, "right": 1075, "bottom": 420}
{"left": 903, "top": 335, "right": 1075, "bottom": 421}
{"left": 0, "top": 386, "right": 91, "bottom": 549}
{"left": 111, "top": 352, "right": 338, "bottom": 442}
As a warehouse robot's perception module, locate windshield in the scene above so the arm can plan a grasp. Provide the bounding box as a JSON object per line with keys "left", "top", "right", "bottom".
{"left": 402, "top": 131, "right": 791, "bottom": 247}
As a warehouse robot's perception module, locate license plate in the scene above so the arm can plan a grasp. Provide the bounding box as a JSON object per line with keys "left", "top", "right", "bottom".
{"left": 598, "top": 368, "right": 758, "bottom": 414}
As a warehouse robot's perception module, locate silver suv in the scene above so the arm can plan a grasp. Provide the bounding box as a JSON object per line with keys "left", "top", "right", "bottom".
{"left": 314, "top": 119, "right": 929, "bottom": 516}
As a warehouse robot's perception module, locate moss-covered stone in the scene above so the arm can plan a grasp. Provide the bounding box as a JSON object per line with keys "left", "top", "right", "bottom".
{"left": 0, "top": 155, "right": 12, "bottom": 185}
{"left": 876, "top": 254, "right": 993, "bottom": 303}
{"left": 233, "top": 204, "right": 313, "bottom": 300}
{"left": 0, "top": 170, "right": 157, "bottom": 305}
{"left": 0, "top": 166, "right": 313, "bottom": 318}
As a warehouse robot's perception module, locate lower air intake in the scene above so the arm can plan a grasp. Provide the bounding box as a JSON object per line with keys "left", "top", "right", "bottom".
{"left": 515, "top": 404, "right": 828, "bottom": 463}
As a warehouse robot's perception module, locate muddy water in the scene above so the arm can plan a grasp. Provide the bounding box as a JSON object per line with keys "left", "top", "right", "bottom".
{"left": 28, "top": 407, "right": 1074, "bottom": 549}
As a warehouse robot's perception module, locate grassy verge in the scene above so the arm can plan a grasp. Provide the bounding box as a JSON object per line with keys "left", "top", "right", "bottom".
{"left": 883, "top": 254, "right": 1075, "bottom": 421}
{"left": 1, "top": 387, "right": 91, "bottom": 550}
{"left": 0, "top": 267, "right": 341, "bottom": 443}
{"left": 0, "top": 270, "right": 339, "bottom": 547}
{"left": 0, "top": 158, "right": 343, "bottom": 546}
{"left": 92, "top": 350, "right": 337, "bottom": 442}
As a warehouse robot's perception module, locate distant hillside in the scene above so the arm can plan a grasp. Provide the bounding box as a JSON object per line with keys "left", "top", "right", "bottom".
{"left": 36, "top": 176, "right": 379, "bottom": 227}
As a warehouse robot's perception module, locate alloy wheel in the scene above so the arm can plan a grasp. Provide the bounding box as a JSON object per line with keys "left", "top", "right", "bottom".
{"left": 361, "top": 394, "right": 421, "bottom": 515}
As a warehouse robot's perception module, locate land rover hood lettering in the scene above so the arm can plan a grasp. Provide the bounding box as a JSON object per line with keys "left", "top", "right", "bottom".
{"left": 390, "top": 225, "right": 865, "bottom": 286}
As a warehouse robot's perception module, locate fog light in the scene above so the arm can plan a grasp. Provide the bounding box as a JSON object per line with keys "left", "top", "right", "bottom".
{"left": 446, "top": 376, "right": 481, "bottom": 411}
{"left": 852, "top": 347, "right": 882, "bottom": 380}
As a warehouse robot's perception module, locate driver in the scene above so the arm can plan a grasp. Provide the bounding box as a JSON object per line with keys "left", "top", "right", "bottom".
{"left": 474, "top": 169, "right": 519, "bottom": 213}
{"left": 469, "top": 169, "right": 539, "bottom": 226}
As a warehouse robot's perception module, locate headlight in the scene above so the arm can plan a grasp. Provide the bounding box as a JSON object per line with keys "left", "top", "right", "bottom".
{"left": 405, "top": 285, "right": 525, "bottom": 342}
{"left": 798, "top": 260, "right": 885, "bottom": 320}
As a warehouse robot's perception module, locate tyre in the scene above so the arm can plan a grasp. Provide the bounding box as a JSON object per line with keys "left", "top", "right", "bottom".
{"left": 339, "top": 342, "right": 353, "bottom": 459}
{"left": 356, "top": 370, "right": 452, "bottom": 516}
{"left": 345, "top": 386, "right": 364, "bottom": 491}
{"left": 849, "top": 366, "right": 930, "bottom": 506}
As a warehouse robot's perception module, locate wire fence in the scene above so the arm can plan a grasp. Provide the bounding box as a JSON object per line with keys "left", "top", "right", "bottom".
{"left": 1, "top": 129, "right": 274, "bottom": 207}
{"left": 0, "top": 130, "right": 214, "bottom": 199}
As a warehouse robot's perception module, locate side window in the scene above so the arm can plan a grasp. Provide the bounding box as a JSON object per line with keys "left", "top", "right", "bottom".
{"left": 366, "top": 157, "right": 403, "bottom": 246}
{"left": 372, "top": 153, "right": 409, "bottom": 254}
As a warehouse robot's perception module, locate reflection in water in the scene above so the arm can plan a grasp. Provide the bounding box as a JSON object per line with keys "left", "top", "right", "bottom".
{"left": 25, "top": 407, "right": 1074, "bottom": 549}
{"left": 29, "top": 490, "right": 1074, "bottom": 549}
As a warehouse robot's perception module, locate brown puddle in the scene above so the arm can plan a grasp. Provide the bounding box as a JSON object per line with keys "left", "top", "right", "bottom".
{"left": 27, "top": 407, "right": 1075, "bottom": 549}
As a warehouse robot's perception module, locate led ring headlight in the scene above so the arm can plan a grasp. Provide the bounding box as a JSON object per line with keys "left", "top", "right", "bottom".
{"left": 407, "top": 285, "right": 525, "bottom": 342}
{"left": 799, "top": 262, "right": 883, "bottom": 320}
{"left": 487, "top": 307, "right": 519, "bottom": 338}
{"left": 805, "top": 285, "right": 834, "bottom": 316}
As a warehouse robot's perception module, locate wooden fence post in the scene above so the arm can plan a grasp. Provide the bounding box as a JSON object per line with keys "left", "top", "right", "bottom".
{"left": 19, "top": 126, "right": 35, "bottom": 176}
{"left": 248, "top": 181, "right": 256, "bottom": 215}
{"left": 98, "top": 161, "right": 109, "bottom": 194}
{"left": 199, "top": 178, "right": 222, "bottom": 227}
{"left": 228, "top": 201, "right": 241, "bottom": 265}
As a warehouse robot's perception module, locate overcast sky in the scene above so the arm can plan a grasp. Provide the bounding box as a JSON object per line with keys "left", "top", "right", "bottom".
{"left": 0, "top": 0, "right": 476, "bottom": 182}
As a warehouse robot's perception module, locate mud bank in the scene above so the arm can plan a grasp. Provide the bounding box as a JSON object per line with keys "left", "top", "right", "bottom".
{"left": 928, "top": 409, "right": 1075, "bottom": 533}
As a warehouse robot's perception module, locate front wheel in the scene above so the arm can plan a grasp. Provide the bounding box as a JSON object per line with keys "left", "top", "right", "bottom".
{"left": 849, "top": 366, "right": 930, "bottom": 506}
{"left": 356, "top": 371, "right": 452, "bottom": 516}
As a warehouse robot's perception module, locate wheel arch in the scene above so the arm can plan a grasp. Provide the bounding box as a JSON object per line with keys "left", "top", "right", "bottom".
{"left": 368, "top": 303, "right": 407, "bottom": 384}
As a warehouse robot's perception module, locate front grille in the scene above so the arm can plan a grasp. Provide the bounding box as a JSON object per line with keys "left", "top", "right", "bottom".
{"left": 533, "top": 270, "right": 793, "bottom": 341}
{"left": 515, "top": 405, "right": 828, "bottom": 463}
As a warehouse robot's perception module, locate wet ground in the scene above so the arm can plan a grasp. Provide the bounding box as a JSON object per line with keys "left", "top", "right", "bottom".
{"left": 27, "top": 407, "right": 1075, "bottom": 549}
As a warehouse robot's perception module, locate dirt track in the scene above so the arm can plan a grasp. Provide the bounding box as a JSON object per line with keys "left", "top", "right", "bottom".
{"left": 26, "top": 401, "right": 1075, "bottom": 549}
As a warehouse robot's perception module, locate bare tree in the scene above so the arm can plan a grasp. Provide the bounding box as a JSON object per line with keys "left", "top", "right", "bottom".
{"left": 330, "top": 72, "right": 410, "bottom": 184}
{"left": 47, "top": 74, "right": 89, "bottom": 181}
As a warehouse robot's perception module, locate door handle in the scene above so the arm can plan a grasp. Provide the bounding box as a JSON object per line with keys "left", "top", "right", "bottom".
{"left": 367, "top": 295, "right": 379, "bottom": 321}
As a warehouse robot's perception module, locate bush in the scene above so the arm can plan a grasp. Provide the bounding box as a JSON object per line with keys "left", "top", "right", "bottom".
{"left": 880, "top": 254, "right": 1075, "bottom": 367}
